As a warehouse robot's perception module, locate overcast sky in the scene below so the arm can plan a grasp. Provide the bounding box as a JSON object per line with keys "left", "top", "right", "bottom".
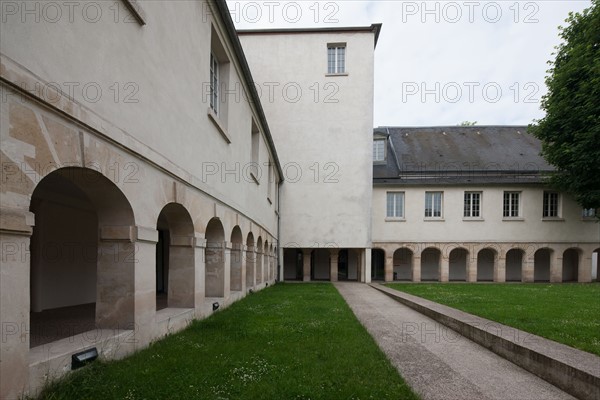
{"left": 229, "top": 0, "right": 591, "bottom": 127}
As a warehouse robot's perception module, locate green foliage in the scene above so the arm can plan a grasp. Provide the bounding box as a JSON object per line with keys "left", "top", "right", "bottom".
{"left": 529, "top": 0, "right": 600, "bottom": 208}
{"left": 36, "top": 284, "right": 418, "bottom": 400}
{"left": 458, "top": 121, "right": 477, "bottom": 126}
{"left": 387, "top": 283, "right": 600, "bottom": 355}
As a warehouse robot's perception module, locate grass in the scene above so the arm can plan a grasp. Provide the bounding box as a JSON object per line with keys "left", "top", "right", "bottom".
{"left": 386, "top": 283, "right": 600, "bottom": 356}
{"left": 37, "top": 283, "right": 418, "bottom": 400}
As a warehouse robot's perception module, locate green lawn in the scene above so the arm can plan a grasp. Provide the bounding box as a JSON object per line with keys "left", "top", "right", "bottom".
{"left": 386, "top": 283, "right": 600, "bottom": 356}
{"left": 37, "top": 283, "right": 418, "bottom": 400}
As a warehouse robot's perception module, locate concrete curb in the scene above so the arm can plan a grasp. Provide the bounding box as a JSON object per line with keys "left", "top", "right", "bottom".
{"left": 369, "top": 283, "right": 600, "bottom": 400}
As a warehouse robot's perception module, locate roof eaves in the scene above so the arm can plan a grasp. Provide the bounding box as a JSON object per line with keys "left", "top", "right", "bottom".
{"left": 212, "top": 0, "right": 284, "bottom": 181}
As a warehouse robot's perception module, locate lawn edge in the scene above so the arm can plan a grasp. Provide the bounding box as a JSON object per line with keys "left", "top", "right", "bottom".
{"left": 371, "top": 283, "right": 600, "bottom": 400}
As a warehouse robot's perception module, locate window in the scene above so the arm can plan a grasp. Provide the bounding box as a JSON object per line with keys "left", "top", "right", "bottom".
{"left": 425, "top": 192, "right": 443, "bottom": 218}
{"left": 543, "top": 192, "right": 560, "bottom": 218}
{"left": 464, "top": 192, "right": 481, "bottom": 218}
{"left": 582, "top": 208, "right": 598, "bottom": 218}
{"left": 386, "top": 192, "right": 404, "bottom": 218}
{"left": 209, "top": 52, "right": 219, "bottom": 115}
{"left": 250, "top": 120, "right": 260, "bottom": 183}
{"left": 503, "top": 192, "right": 520, "bottom": 218}
{"left": 373, "top": 139, "right": 385, "bottom": 162}
{"left": 327, "top": 44, "right": 346, "bottom": 74}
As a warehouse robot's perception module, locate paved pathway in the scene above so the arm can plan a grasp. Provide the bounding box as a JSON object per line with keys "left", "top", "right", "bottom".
{"left": 334, "top": 282, "right": 575, "bottom": 400}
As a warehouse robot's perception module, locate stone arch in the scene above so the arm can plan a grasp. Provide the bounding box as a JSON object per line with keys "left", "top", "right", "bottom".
{"left": 562, "top": 248, "right": 581, "bottom": 282}
{"left": 421, "top": 247, "right": 441, "bottom": 281}
{"left": 393, "top": 248, "right": 413, "bottom": 281}
{"left": 505, "top": 248, "right": 524, "bottom": 282}
{"left": 230, "top": 226, "right": 243, "bottom": 292}
{"left": 449, "top": 248, "right": 468, "bottom": 281}
{"left": 256, "top": 237, "right": 263, "bottom": 284}
{"left": 534, "top": 248, "right": 552, "bottom": 282}
{"left": 29, "top": 167, "right": 135, "bottom": 347}
{"left": 246, "top": 233, "right": 255, "bottom": 288}
{"left": 477, "top": 248, "right": 496, "bottom": 282}
{"left": 205, "top": 218, "right": 225, "bottom": 297}
{"left": 371, "top": 248, "right": 385, "bottom": 281}
{"left": 155, "top": 203, "right": 195, "bottom": 310}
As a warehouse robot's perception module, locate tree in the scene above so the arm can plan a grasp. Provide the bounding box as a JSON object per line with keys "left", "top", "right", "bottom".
{"left": 529, "top": 0, "right": 600, "bottom": 209}
{"left": 458, "top": 121, "right": 477, "bottom": 126}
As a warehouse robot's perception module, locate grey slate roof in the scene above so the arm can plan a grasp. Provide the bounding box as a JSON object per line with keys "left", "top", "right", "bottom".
{"left": 373, "top": 126, "right": 554, "bottom": 185}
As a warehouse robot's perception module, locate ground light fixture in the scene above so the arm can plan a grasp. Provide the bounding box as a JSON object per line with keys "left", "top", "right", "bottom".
{"left": 71, "top": 347, "right": 98, "bottom": 370}
{"left": 212, "top": 302, "right": 220, "bottom": 311}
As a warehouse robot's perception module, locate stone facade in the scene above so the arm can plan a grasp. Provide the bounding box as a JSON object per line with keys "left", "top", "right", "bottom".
{"left": 1, "top": 1, "right": 280, "bottom": 397}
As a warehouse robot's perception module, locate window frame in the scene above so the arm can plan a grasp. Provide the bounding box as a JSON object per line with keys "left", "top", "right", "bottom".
{"left": 373, "top": 139, "right": 386, "bottom": 162}
{"left": 209, "top": 51, "right": 219, "bottom": 115}
{"left": 327, "top": 43, "right": 346, "bottom": 74}
{"left": 463, "top": 191, "right": 482, "bottom": 219}
{"left": 582, "top": 208, "right": 598, "bottom": 220}
{"left": 542, "top": 191, "right": 561, "bottom": 218}
{"left": 386, "top": 191, "right": 405, "bottom": 220}
{"left": 503, "top": 191, "right": 521, "bottom": 219}
{"left": 425, "top": 191, "right": 443, "bottom": 219}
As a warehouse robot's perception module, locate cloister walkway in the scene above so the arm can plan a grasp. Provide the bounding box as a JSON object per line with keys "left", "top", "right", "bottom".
{"left": 334, "top": 282, "right": 574, "bottom": 400}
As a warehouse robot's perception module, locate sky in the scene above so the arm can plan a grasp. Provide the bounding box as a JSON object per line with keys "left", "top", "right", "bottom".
{"left": 228, "top": 0, "right": 592, "bottom": 127}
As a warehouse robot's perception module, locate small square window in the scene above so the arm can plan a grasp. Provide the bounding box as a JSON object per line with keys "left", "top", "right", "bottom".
{"left": 327, "top": 44, "right": 346, "bottom": 74}
{"left": 386, "top": 192, "right": 404, "bottom": 218}
{"left": 582, "top": 208, "right": 598, "bottom": 219}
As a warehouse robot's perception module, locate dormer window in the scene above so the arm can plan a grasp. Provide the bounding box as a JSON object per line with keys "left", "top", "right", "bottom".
{"left": 373, "top": 139, "right": 386, "bottom": 162}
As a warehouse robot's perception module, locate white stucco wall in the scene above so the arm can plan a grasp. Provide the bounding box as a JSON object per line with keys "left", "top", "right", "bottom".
{"left": 372, "top": 185, "right": 600, "bottom": 244}
{"left": 0, "top": 0, "right": 278, "bottom": 234}
{"left": 240, "top": 30, "right": 376, "bottom": 248}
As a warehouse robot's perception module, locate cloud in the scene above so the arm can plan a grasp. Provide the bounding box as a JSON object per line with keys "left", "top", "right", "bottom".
{"left": 229, "top": 0, "right": 592, "bottom": 126}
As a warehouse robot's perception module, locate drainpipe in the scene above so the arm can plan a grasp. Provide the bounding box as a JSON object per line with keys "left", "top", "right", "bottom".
{"left": 277, "top": 179, "right": 281, "bottom": 281}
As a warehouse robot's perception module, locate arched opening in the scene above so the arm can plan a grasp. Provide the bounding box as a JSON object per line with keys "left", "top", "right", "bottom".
{"left": 393, "top": 248, "right": 413, "bottom": 281}
{"left": 506, "top": 249, "right": 523, "bottom": 282}
{"left": 449, "top": 248, "right": 468, "bottom": 281}
{"left": 155, "top": 203, "right": 195, "bottom": 311}
{"left": 477, "top": 248, "right": 496, "bottom": 282}
{"left": 562, "top": 248, "right": 580, "bottom": 282}
{"left": 246, "top": 233, "right": 255, "bottom": 288}
{"left": 30, "top": 167, "right": 135, "bottom": 348}
{"left": 311, "top": 248, "right": 330, "bottom": 280}
{"left": 230, "top": 226, "right": 243, "bottom": 291}
{"left": 534, "top": 248, "right": 551, "bottom": 282}
{"left": 205, "top": 218, "right": 225, "bottom": 297}
{"left": 421, "top": 248, "right": 440, "bottom": 281}
{"left": 371, "top": 249, "right": 385, "bottom": 281}
{"left": 255, "top": 237, "right": 263, "bottom": 285}
{"left": 283, "top": 248, "right": 303, "bottom": 280}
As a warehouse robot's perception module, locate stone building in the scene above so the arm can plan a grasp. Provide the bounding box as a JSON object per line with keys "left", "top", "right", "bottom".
{"left": 239, "top": 25, "right": 381, "bottom": 284}
{"left": 1, "top": 0, "right": 286, "bottom": 397}
{"left": 1, "top": 0, "right": 598, "bottom": 398}
{"left": 371, "top": 126, "right": 599, "bottom": 284}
